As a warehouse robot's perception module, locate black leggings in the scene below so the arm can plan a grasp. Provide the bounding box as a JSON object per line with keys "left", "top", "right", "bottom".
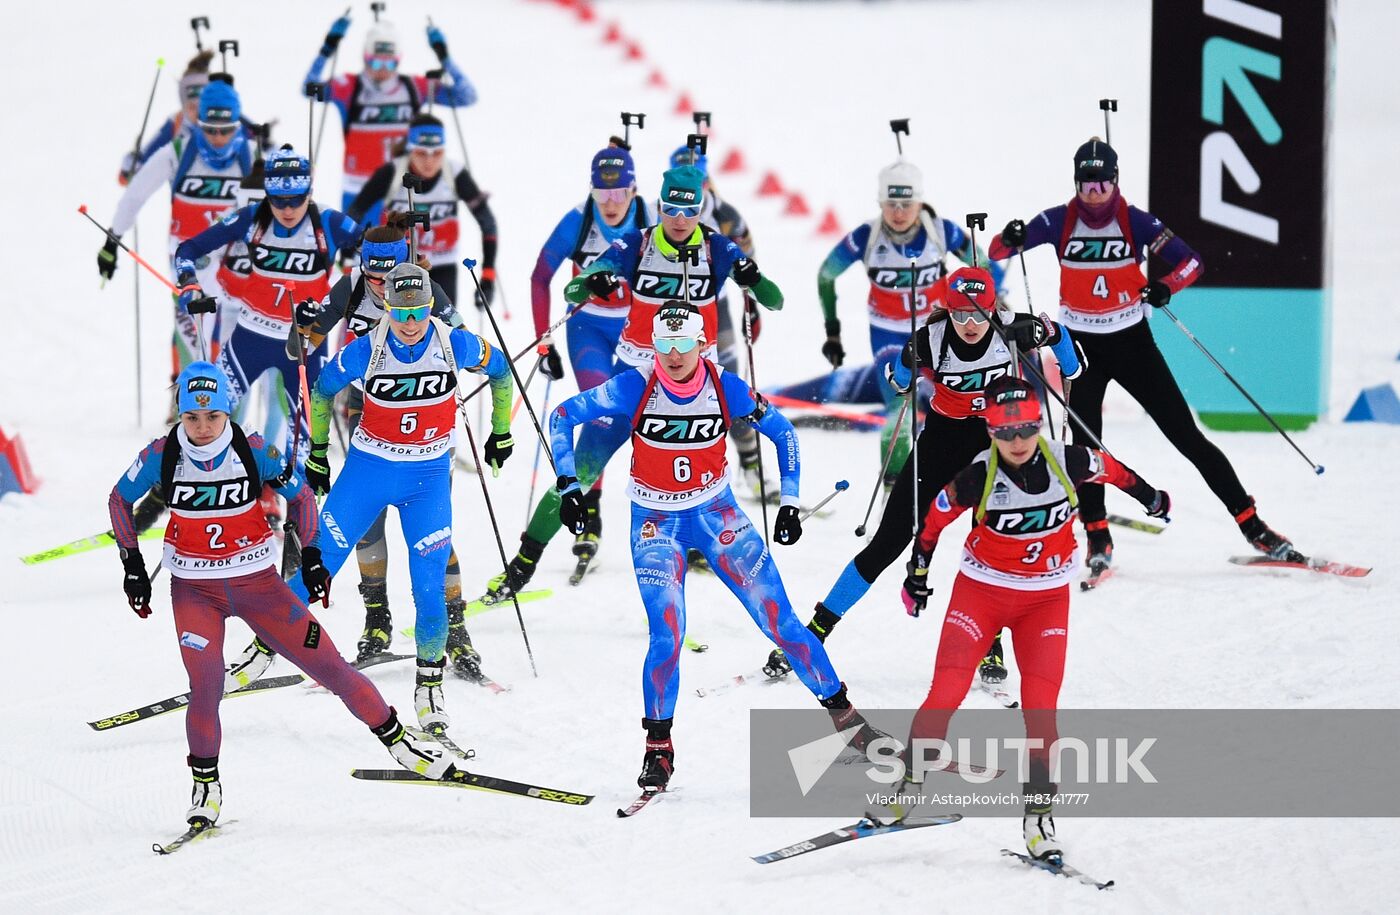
{"left": 852, "top": 411, "right": 989, "bottom": 583}
{"left": 430, "top": 264, "right": 459, "bottom": 305}
{"left": 1069, "top": 320, "right": 1250, "bottom": 523}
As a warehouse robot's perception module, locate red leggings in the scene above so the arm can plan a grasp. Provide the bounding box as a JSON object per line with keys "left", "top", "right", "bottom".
{"left": 911, "top": 574, "right": 1069, "bottom": 780}
{"left": 171, "top": 568, "right": 391, "bottom": 758}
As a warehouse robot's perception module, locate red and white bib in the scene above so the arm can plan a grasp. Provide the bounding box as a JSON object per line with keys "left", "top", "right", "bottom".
{"left": 960, "top": 440, "right": 1079, "bottom": 591}
{"left": 238, "top": 213, "right": 332, "bottom": 338}
{"left": 862, "top": 213, "right": 949, "bottom": 332}
{"left": 164, "top": 446, "right": 276, "bottom": 580}
{"left": 925, "top": 319, "right": 1016, "bottom": 420}
{"left": 617, "top": 229, "right": 718, "bottom": 367}
{"left": 1057, "top": 199, "right": 1146, "bottom": 333}
{"left": 169, "top": 149, "right": 246, "bottom": 243}
{"left": 354, "top": 318, "right": 461, "bottom": 461}
{"left": 628, "top": 361, "right": 731, "bottom": 509}
{"left": 342, "top": 76, "right": 420, "bottom": 192}
{"left": 380, "top": 158, "right": 462, "bottom": 268}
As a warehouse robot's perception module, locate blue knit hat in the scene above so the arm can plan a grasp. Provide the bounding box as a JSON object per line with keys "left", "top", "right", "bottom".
{"left": 198, "top": 80, "right": 241, "bottom": 126}
{"left": 264, "top": 145, "right": 312, "bottom": 197}
{"left": 591, "top": 148, "right": 635, "bottom": 189}
{"left": 669, "top": 144, "right": 708, "bottom": 177}
{"left": 176, "top": 361, "right": 233, "bottom": 414}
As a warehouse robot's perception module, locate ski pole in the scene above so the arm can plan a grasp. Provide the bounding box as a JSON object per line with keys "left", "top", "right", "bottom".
{"left": 906, "top": 255, "right": 919, "bottom": 538}
{"left": 800, "top": 480, "right": 849, "bottom": 523}
{"left": 741, "top": 291, "right": 770, "bottom": 546}
{"left": 620, "top": 111, "right": 646, "bottom": 149}
{"left": 313, "top": 8, "right": 350, "bottom": 170}
{"left": 429, "top": 17, "right": 472, "bottom": 172}
{"left": 460, "top": 419, "right": 539, "bottom": 677}
{"left": 304, "top": 81, "right": 327, "bottom": 168}
{"left": 462, "top": 257, "right": 556, "bottom": 472}
{"left": 458, "top": 305, "right": 583, "bottom": 405}
{"left": 79, "top": 206, "right": 180, "bottom": 293}
{"left": 854, "top": 399, "right": 907, "bottom": 537}
{"left": 1157, "top": 305, "right": 1324, "bottom": 474}
{"left": 128, "top": 59, "right": 164, "bottom": 426}
{"left": 524, "top": 362, "right": 553, "bottom": 526}
{"left": 218, "top": 39, "right": 239, "bottom": 76}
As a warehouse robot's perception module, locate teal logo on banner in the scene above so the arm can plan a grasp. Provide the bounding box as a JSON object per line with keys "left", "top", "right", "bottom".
{"left": 1148, "top": 0, "right": 1332, "bottom": 428}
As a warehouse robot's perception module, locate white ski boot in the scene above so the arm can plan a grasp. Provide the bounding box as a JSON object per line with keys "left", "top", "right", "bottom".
{"left": 224, "top": 637, "right": 275, "bottom": 691}
{"left": 186, "top": 756, "right": 222, "bottom": 826}
{"left": 415, "top": 657, "right": 450, "bottom": 731}
{"left": 1023, "top": 810, "right": 1061, "bottom": 861}
{"left": 371, "top": 709, "right": 455, "bottom": 779}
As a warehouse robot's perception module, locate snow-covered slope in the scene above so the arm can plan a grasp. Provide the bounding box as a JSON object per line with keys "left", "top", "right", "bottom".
{"left": 2, "top": 1, "right": 1396, "bottom": 912}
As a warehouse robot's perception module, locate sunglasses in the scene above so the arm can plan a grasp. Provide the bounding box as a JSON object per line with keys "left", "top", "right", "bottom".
{"left": 882, "top": 200, "right": 916, "bottom": 212}
{"left": 201, "top": 124, "right": 237, "bottom": 138}
{"left": 363, "top": 271, "right": 388, "bottom": 286}
{"left": 660, "top": 202, "right": 701, "bottom": 218}
{"left": 366, "top": 56, "right": 399, "bottom": 71}
{"left": 592, "top": 187, "right": 631, "bottom": 204}
{"left": 654, "top": 336, "right": 700, "bottom": 355}
{"left": 387, "top": 304, "right": 430, "bottom": 322}
{"left": 1077, "top": 179, "right": 1115, "bottom": 195}
{"left": 268, "top": 194, "right": 309, "bottom": 210}
{"left": 990, "top": 423, "right": 1040, "bottom": 442}
{"left": 949, "top": 309, "right": 988, "bottom": 325}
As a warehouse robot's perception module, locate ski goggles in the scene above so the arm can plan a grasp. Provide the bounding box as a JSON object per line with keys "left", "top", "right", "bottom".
{"left": 387, "top": 304, "right": 430, "bottom": 322}
{"left": 654, "top": 336, "right": 700, "bottom": 355}
{"left": 948, "top": 308, "right": 988, "bottom": 325}
{"left": 880, "top": 199, "right": 917, "bottom": 212}
{"left": 660, "top": 202, "right": 702, "bottom": 218}
{"left": 366, "top": 56, "right": 399, "bottom": 71}
{"left": 990, "top": 422, "right": 1040, "bottom": 442}
{"left": 1077, "top": 179, "right": 1115, "bottom": 195}
{"left": 591, "top": 187, "right": 632, "bottom": 205}
{"left": 267, "top": 193, "right": 309, "bottom": 210}
{"left": 200, "top": 123, "right": 238, "bottom": 138}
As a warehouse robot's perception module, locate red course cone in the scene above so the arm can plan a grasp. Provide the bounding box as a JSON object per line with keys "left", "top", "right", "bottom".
{"left": 784, "top": 193, "right": 811, "bottom": 217}
{"left": 647, "top": 69, "right": 667, "bottom": 89}
{"left": 674, "top": 92, "right": 694, "bottom": 115}
{"left": 575, "top": 2, "right": 596, "bottom": 21}
{"left": 718, "top": 148, "right": 746, "bottom": 173}
{"left": 815, "top": 208, "right": 843, "bottom": 235}
{"left": 602, "top": 22, "right": 621, "bottom": 43}
{"left": 625, "top": 41, "right": 644, "bottom": 61}
{"left": 756, "top": 172, "right": 784, "bottom": 197}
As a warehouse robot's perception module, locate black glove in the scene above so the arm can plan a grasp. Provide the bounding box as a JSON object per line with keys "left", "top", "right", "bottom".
{"left": 1000, "top": 218, "right": 1027, "bottom": 248}
{"left": 121, "top": 549, "right": 151, "bottom": 618}
{"left": 98, "top": 238, "right": 119, "bottom": 281}
{"left": 1005, "top": 313, "right": 1061, "bottom": 350}
{"left": 584, "top": 270, "right": 620, "bottom": 299}
{"left": 294, "top": 297, "right": 324, "bottom": 329}
{"left": 540, "top": 342, "right": 565, "bottom": 381}
{"left": 557, "top": 476, "right": 587, "bottom": 534}
{"left": 1145, "top": 489, "right": 1172, "bottom": 520}
{"left": 901, "top": 553, "right": 932, "bottom": 617}
{"left": 427, "top": 23, "right": 449, "bottom": 62}
{"left": 300, "top": 546, "right": 331, "bottom": 608}
{"left": 732, "top": 257, "right": 762, "bottom": 288}
{"left": 822, "top": 319, "right": 845, "bottom": 368}
{"left": 322, "top": 14, "right": 351, "bottom": 56}
{"left": 773, "top": 505, "right": 803, "bottom": 546}
{"left": 1141, "top": 280, "right": 1172, "bottom": 307}
{"left": 305, "top": 442, "right": 331, "bottom": 496}
{"left": 484, "top": 431, "right": 514, "bottom": 475}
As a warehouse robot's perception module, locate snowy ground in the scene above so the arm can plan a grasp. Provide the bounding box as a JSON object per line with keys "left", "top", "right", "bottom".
{"left": 3, "top": 1, "right": 1397, "bottom": 912}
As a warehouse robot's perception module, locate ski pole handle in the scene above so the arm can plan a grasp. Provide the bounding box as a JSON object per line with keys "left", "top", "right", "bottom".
{"left": 80, "top": 205, "right": 179, "bottom": 293}
{"left": 801, "top": 480, "right": 849, "bottom": 522}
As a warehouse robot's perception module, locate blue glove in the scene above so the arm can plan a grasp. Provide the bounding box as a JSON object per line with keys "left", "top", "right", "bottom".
{"left": 427, "top": 24, "right": 448, "bottom": 62}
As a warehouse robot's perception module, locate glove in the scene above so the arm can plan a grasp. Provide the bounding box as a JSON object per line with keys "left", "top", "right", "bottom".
{"left": 901, "top": 553, "right": 931, "bottom": 617}
{"left": 1145, "top": 489, "right": 1172, "bottom": 520}
{"left": 322, "top": 15, "right": 351, "bottom": 55}
{"left": 305, "top": 442, "right": 331, "bottom": 496}
{"left": 476, "top": 267, "right": 496, "bottom": 309}
{"left": 1000, "top": 218, "right": 1027, "bottom": 248}
{"left": 294, "top": 297, "right": 324, "bottom": 329}
{"left": 742, "top": 293, "right": 762, "bottom": 343}
{"left": 1141, "top": 280, "right": 1172, "bottom": 307}
{"left": 539, "top": 341, "right": 565, "bottom": 381}
{"left": 484, "top": 430, "right": 514, "bottom": 476}
{"left": 557, "top": 476, "right": 587, "bottom": 534}
{"left": 300, "top": 546, "right": 331, "bottom": 608}
{"left": 120, "top": 549, "right": 152, "bottom": 618}
{"left": 584, "top": 271, "right": 620, "bottom": 299}
{"left": 98, "top": 238, "right": 119, "bottom": 280}
{"left": 821, "top": 319, "right": 844, "bottom": 369}
{"left": 1005, "top": 313, "right": 1061, "bottom": 350}
{"left": 427, "top": 24, "right": 449, "bottom": 62}
{"left": 177, "top": 283, "right": 204, "bottom": 313}
{"left": 732, "top": 257, "right": 762, "bottom": 288}
{"left": 773, "top": 504, "right": 803, "bottom": 546}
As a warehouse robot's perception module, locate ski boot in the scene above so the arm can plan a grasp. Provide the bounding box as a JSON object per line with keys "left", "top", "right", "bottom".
{"left": 763, "top": 603, "right": 839, "bottom": 679}
{"left": 414, "top": 656, "right": 450, "bottom": 731}
{"left": 484, "top": 536, "right": 544, "bottom": 605}
{"left": 224, "top": 636, "right": 276, "bottom": 690}
{"left": 979, "top": 633, "right": 1007, "bottom": 685}
{"left": 356, "top": 581, "right": 392, "bottom": 663}
{"left": 372, "top": 708, "right": 454, "bottom": 779}
{"left": 638, "top": 718, "right": 675, "bottom": 791}
{"left": 820, "top": 683, "right": 891, "bottom": 755}
{"left": 1236, "top": 500, "right": 1294, "bottom": 560}
{"left": 1023, "top": 790, "right": 1061, "bottom": 861}
{"left": 445, "top": 598, "right": 485, "bottom": 682}
{"left": 1084, "top": 520, "right": 1113, "bottom": 572}
{"left": 186, "top": 755, "right": 222, "bottom": 827}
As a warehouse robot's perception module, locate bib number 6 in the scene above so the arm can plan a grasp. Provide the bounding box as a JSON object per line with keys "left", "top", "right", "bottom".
{"left": 673, "top": 456, "right": 691, "bottom": 483}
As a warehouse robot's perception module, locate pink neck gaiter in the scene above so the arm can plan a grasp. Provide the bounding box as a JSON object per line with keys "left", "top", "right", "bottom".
{"left": 654, "top": 356, "right": 706, "bottom": 398}
{"left": 1076, "top": 186, "right": 1122, "bottom": 229}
